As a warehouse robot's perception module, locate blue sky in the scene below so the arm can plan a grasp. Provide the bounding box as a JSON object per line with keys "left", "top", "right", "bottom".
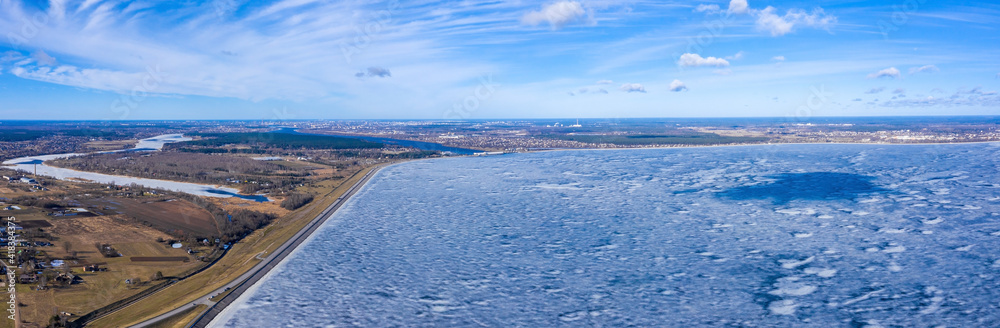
{"left": 0, "top": 0, "right": 998, "bottom": 120}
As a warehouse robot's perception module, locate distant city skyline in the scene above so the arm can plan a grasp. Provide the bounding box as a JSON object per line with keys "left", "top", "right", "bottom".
{"left": 0, "top": 0, "right": 998, "bottom": 120}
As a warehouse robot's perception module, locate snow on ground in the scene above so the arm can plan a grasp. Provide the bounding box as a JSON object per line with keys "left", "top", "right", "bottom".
{"left": 211, "top": 143, "right": 1000, "bottom": 327}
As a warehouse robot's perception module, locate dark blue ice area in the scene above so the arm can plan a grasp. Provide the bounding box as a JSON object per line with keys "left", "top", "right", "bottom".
{"left": 720, "top": 172, "right": 888, "bottom": 204}
{"left": 212, "top": 143, "right": 1000, "bottom": 327}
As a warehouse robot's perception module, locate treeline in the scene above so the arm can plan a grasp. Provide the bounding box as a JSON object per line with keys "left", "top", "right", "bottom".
{"left": 179, "top": 132, "right": 383, "bottom": 150}
{"left": 175, "top": 193, "right": 276, "bottom": 242}
{"left": 10, "top": 196, "right": 63, "bottom": 209}
{"left": 280, "top": 193, "right": 313, "bottom": 210}
{"left": 0, "top": 129, "right": 50, "bottom": 141}
{"left": 176, "top": 148, "right": 268, "bottom": 154}
{"left": 382, "top": 151, "right": 440, "bottom": 159}
{"left": 217, "top": 210, "right": 276, "bottom": 241}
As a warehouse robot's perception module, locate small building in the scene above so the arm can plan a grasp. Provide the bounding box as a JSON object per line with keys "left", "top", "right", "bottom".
{"left": 171, "top": 243, "right": 183, "bottom": 248}
{"left": 18, "top": 274, "right": 37, "bottom": 284}
{"left": 19, "top": 177, "right": 36, "bottom": 184}
{"left": 83, "top": 264, "right": 106, "bottom": 272}
{"left": 55, "top": 272, "right": 81, "bottom": 285}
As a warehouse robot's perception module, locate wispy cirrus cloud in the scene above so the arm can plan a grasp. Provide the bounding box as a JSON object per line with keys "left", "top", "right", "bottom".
{"left": 909, "top": 65, "right": 939, "bottom": 74}
{"left": 881, "top": 87, "right": 999, "bottom": 108}
{"left": 694, "top": 4, "right": 720, "bottom": 13}
{"left": 0, "top": 0, "right": 502, "bottom": 103}
{"left": 521, "top": 1, "right": 589, "bottom": 30}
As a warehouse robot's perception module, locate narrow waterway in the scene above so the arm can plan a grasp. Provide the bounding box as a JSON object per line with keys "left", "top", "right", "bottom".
{"left": 2, "top": 134, "right": 269, "bottom": 201}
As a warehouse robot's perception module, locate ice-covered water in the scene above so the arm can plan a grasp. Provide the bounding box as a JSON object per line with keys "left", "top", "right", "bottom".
{"left": 211, "top": 143, "right": 1000, "bottom": 327}
{"left": 2, "top": 134, "right": 266, "bottom": 200}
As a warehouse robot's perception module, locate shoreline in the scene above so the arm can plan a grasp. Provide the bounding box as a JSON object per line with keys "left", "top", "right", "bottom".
{"left": 522, "top": 140, "right": 1000, "bottom": 154}
{"left": 161, "top": 163, "right": 388, "bottom": 328}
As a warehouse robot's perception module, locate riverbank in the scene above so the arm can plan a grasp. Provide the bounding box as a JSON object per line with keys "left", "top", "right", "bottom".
{"left": 1, "top": 134, "right": 267, "bottom": 201}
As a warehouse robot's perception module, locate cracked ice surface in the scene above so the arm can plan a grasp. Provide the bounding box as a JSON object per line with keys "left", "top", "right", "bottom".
{"left": 211, "top": 143, "right": 1000, "bottom": 327}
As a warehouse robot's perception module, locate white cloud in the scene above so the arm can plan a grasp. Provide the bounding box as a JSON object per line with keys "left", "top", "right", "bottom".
{"left": 881, "top": 89, "right": 1000, "bottom": 108}
{"left": 1, "top": 51, "right": 25, "bottom": 63}
{"left": 694, "top": 4, "right": 720, "bottom": 13}
{"left": 365, "top": 66, "right": 392, "bottom": 78}
{"left": 669, "top": 79, "right": 688, "bottom": 92}
{"left": 867, "top": 67, "right": 901, "bottom": 79}
{"left": 725, "top": 51, "right": 745, "bottom": 61}
{"left": 909, "top": 65, "right": 939, "bottom": 74}
{"left": 754, "top": 6, "right": 836, "bottom": 36}
{"left": 893, "top": 88, "right": 905, "bottom": 94}
{"left": 728, "top": 0, "right": 749, "bottom": 14}
{"left": 772, "top": 56, "right": 785, "bottom": 61}
{"left": 0, "top": 0, "right": 501, "bottom": 105}
{"left": 677, "top": 53, "right": 730, "bottom": 67}
{"left": 865, "top": 87, "right": 885, "bottom": 94}
{"left": 596, "top": 80, "right": 613, "bottom": 84}
{"left": 619, "top": 83, "right": 646, "bottom": 93}
{"left": 577, "top": 87, "right": 608, "bottom": 94}
{"left": 521, "top": 1, "right": 587, "bottom": 30}
{"left": 31, "top": 50, "right": 57, "bottom": 66}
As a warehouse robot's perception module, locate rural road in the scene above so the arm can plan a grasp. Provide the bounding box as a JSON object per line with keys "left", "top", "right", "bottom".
{"left": 128, "top": 166, "right": 383, "bottom": 328}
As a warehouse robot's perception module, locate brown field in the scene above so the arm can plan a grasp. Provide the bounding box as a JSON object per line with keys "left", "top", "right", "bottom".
{"left": 82, "top": 197, "right": 218, "bottom": 236}
{"left": 82, "top": 139, "right": 138, "bottom": 151}
{"left": 49, "top": 215, "right": 171, "bottom": 244}
{"left": 210, "top": 195, "right": 287, "bottom": 218}
{"left": 15, "top": 214, "right": 206, "bottom": 327}
{"left": 130, "top": 257, "right": 190, "bottom": 262}
{"left": 16, "top": 220, "right": 52, "bottom": 228}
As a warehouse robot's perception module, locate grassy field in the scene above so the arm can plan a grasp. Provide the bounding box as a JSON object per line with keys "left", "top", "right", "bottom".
{"left": 82, "top": 197, "right": 219, "bottom": 237}
{"left": 89, "top": 163, "right": 382, "bottom": 327}
{"left": 147, "top": 304, "right": 206, "bottom": 328}
{"left": 82, "top": 139, "right": 138, "bottom": 151}
{"left": 32, "top": 216, "right": 205, "bottom": 324}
